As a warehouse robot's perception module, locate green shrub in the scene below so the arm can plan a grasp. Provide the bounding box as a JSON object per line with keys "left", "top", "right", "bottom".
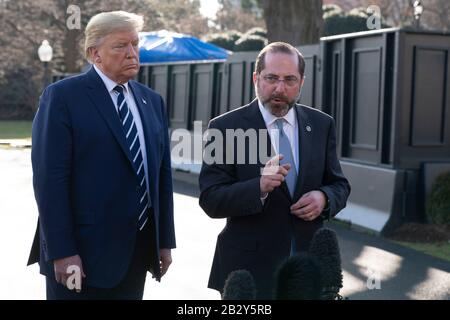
{"left": 227, "top": 30, "right": 244, "bottom": 43}
{"left": 323, "top": 11, "right": 369, "bottom": 36}
{"left": 323, "top": 6, "right": 390, "bottom": 37}
{"left": 205, "top": 30, "right": 244, "bottom": 51}
{"left": 234, "top": 34, "right": 267, "bottom": 52}
{"left": 204, "top": 33, "right": 236, "bottom": 51}
{"left": 427, "top": 171, "right": 450, "bottom": 225}
{"left": 323, "top": 4, "right": 343, "bottom": 19}
{"left": 244, "top": 27, "right": 267, "bottom": 38}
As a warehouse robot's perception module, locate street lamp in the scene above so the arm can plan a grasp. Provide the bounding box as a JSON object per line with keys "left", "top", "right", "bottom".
{"left": 38, "top": 40, "right": 53, "bottom": 87}
{"left": 413, "top": 0, "right": 424, "bottom": 30}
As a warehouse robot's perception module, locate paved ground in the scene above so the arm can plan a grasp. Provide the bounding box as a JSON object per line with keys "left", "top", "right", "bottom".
{"left": 1, "top": 147, "right": 449, "bottom": 300}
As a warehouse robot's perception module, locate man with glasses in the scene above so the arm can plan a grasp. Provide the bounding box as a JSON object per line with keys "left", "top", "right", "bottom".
{"left": 199, "top": 42, "right": 350, "bottom": 299}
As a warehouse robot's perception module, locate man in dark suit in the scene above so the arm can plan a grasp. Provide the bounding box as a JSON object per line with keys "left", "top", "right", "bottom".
{"left": 199, "top": 42, "right": 350, "bottom": 299}
{"left": 28, "top": 11, "right": 175, "bottom": 299}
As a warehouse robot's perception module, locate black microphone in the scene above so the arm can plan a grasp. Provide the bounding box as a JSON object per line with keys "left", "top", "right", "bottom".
{"left": 222, "top": 269, "right": 257, "bottom": 300}
{"left": 274, "top": 253, "right": 322, "bottom": 300}
{"left": 308, "top": 227, "right": 343, "bottom": 300}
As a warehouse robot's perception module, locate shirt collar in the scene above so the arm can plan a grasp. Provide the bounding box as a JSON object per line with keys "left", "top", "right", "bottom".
{"left": 93, "top": 64, "right": 129, "bottom": 94}
{"left": 258, "top": 99, "right": 296, "bottom": 128}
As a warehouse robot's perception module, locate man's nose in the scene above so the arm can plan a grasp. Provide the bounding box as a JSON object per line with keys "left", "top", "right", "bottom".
{"left": 126, "top": 44, "right": 138, "bottom": 58}
{"left": 274, "top": 79, "right": 287, "bottom": 92}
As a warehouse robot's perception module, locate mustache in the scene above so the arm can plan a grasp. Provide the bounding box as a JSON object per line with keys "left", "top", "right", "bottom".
{"left": 262, "top": 94, "right": 288, "bottom": 104}
{"left": 270, "top": 94, "right": 288, "bottom": 101}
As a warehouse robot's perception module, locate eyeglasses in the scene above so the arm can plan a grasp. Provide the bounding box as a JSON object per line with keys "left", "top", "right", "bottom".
{"left": 261, "top": 74, "right": 300, "bottom": 87}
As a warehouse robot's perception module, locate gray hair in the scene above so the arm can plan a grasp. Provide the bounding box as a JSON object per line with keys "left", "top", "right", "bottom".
{"left": 84, "top": 11, "right": 144, "bottom": 62}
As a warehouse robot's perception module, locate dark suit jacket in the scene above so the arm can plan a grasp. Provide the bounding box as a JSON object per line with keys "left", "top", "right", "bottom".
{"left": 28, "top": 67, "right": 176, "bottom": 288}
{"left": 199, "top": 100, "right": 350, "bottom": 299}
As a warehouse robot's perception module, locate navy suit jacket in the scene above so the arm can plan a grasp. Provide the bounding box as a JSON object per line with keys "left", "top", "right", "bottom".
{"left": 28, "top": 67, "right": 175, "bottom": 288}
{"left": 199, "top": 100, "right": 350, "bottom": 298}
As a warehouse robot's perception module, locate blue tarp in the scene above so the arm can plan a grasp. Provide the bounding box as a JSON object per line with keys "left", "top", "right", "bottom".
{"left": 139, "top": 30, "right": 230, "bottom": 64}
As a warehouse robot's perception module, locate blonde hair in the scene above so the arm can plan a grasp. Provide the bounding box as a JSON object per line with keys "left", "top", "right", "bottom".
{"left": 84, "top": 11, "right": 144, "bottom": 62}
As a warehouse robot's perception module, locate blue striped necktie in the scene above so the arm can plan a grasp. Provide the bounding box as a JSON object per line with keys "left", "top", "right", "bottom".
{"left": 114, "top": 85, "right": 150, "bottom": 230}
{"left": 276, "top": 118, "right": 297, "bottom": 197}
{"left": 275, "top": 118, "right": 298, "bottom": 256}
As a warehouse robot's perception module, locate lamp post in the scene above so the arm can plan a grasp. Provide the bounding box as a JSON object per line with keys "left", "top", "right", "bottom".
{"left": 38, "top": 40, "right": 53, "bottom": 87}
{"left": 413, "top": 0, "right": 424, "bottom": 30}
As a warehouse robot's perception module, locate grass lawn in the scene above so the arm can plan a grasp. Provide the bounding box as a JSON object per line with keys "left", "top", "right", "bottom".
{"left": 0, "top": 120, "right": 32, "bottom": 139}
{"left": 394, "top": 241, "right": 450, "bottom": 263}
{"left": 330, "top": 219, "right": 450, "bottom": 263}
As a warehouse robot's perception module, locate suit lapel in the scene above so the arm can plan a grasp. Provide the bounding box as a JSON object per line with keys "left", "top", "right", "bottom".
{"left": 245, "top": 100, "right": 291, "bottom": 199}
{"left": 293, "top": 105, "right": 312, "bottom": 201}
{"left": 84, "top": 67, "right": 136, "bottom": 169}
{"left": 244, "top": 100, "right": 271, "bottom": 172}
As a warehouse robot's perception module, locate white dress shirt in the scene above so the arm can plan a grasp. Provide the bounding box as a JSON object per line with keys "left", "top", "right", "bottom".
{"left": 258, "top": 100, "right": 299, "bottom": 172}
{"left": 93, "top": 65, "right": 151, "bottom": 201}
{"left": 258, "top": 100, "right": 299, "bottom": 202}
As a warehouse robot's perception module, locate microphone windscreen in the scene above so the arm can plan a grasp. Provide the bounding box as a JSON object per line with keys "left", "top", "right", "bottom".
{"left": 309, "top": 228, "right": 343, "bottom": 297}
{"left": 274, "top": 253, "right": 322, "bottom": 300}
{"left": 222, "top": 269, "right": 256, "bottom": 300}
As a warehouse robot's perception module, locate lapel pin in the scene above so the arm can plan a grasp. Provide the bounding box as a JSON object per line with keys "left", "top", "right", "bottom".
{"left": 306, "top": 125, "right": 312, "bottom": 132}
{"left": 142, "top": 98, "right": 147, "bottom": 104}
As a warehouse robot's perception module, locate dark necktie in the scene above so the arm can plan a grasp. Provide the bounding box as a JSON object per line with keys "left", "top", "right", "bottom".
{"left": 275, "top": 118, "right": 298, "bottom": 197}
{"left": 114, "top": 85, "right": 150, "bottom": 230}
{"left": 275, "top": 118, "right": 298, "bottom": 256}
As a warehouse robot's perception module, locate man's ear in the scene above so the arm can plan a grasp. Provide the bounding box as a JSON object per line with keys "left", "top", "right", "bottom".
{"left": 89, "top": 47, "right": 101, "bottom": 64}
{"left": 299, "top": 75, "right": 305, "bottom": 87}
{"left": 252, "top": 72, "right": 258, "bottom": 85}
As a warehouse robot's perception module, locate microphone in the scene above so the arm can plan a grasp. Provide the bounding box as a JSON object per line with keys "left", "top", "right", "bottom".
{"left": 222, "top": 269, "right": 257, "bottom": 300}
{"left": 274, "top": 253, "right": 322, "bottom": 300}
{"left": 308, "top": 227, "right": 344, "bottom": 300}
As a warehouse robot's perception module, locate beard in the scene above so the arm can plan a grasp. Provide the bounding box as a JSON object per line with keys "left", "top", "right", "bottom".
{"left": 255, "top": 84, "right": 301, "bottom": 117}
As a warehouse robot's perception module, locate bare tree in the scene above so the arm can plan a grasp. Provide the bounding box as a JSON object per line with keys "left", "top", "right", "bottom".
{"left": 422, "top": 0, "right": 450, "bottom": 31}
{"left": 262, "top": 0, "right": 323, "bottom": 45}
{"left": 151, "top": 0, "right": 209, "bottom": 37}
{"left": 216, "top": 0, "right": 265, "bottom": 32}
{"left": 361, "top": 0, "right": 450, "bottom": 31}
{"left": 0, "top": 0, "right": 209, "bottom": 117}
{"left": 361, "top": 0, "right": 412, "bottom": 27}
